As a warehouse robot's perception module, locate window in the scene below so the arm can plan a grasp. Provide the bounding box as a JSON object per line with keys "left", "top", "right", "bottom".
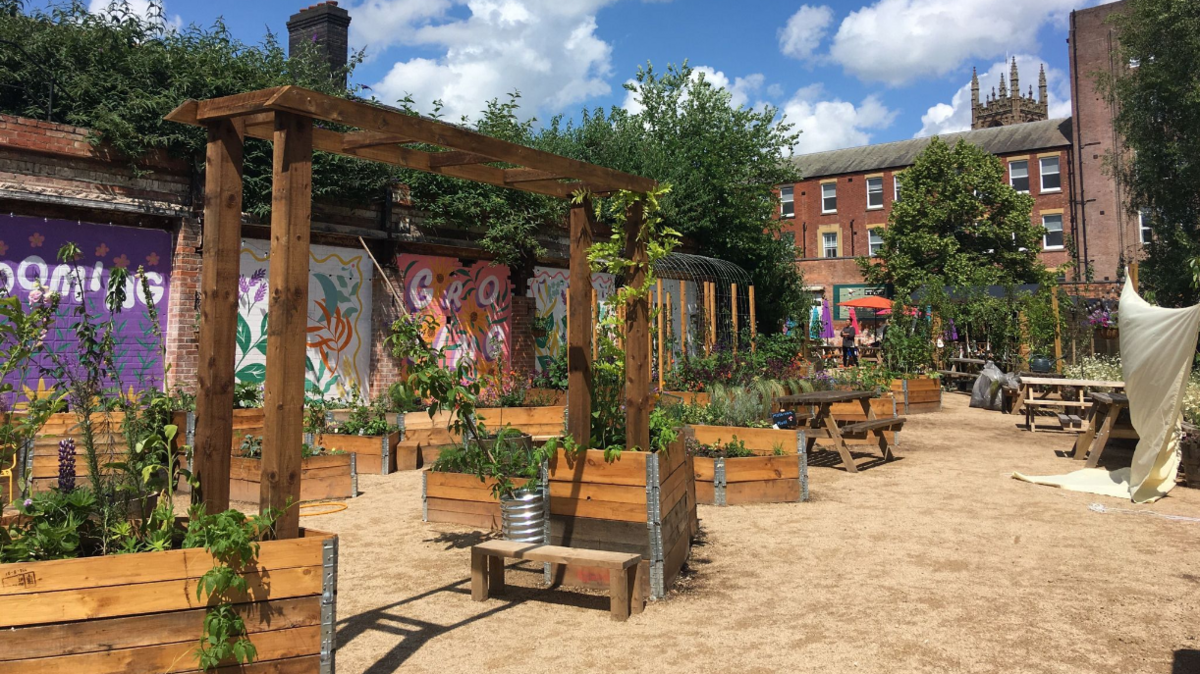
{"left": 1139, "top": 209, "right": 1152, "bottom": 243}
{"left": 1040, "top": 156, "right": 1061, "bottom": 192}
{"left": 1009, "top": 160, "right": 1029, "bottom": 193}
{"left": 780, "top": 185, "right": 795, "bottom": 218}
{"left": 894, "top": 175, "right": 902, "bottom": 202}
{"left": 868, "top": 228, "right": 884, "bottom": 256}
{"left": 822, "top": 231, "right": 838, "bottom": 258}
{"left": 781, "top": 230, "right": 796, "bottom": 247}
{"left": 821, "top": 182, "right": 837, "bottom": 213}
{"left": 1042, "top": 213, "right": 1064, "bottom": 250}
{"left": 866, "top": 177, "right": 883, "bottom": 209}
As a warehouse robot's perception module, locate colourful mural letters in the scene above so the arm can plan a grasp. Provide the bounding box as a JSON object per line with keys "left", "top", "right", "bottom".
{"left": 0, "top": 216, "right": 171, "bottom": 403}
{"left": 236, "top": 242, "right": 373, "bottom": 400}
{"left": 396, "top": 254, "right": 511, "bottom": 377}
{"left": 528, "top": 267, "right": 615, "bottom": 372}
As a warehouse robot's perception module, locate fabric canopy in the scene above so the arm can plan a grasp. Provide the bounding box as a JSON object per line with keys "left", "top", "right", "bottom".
{"left": 837, "top": 295, "right": 892, "bottom": 310}
{"left": 1013, "top": 277, "right": 1200, "bottom": 503}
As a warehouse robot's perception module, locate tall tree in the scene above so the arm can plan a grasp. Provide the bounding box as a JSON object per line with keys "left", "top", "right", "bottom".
{"left": 1106, "top": 0, "right": 1200, "bottom": 307}
{"left": 541, "top": 63, "right": 806, "bottom": 332}
{"left": 858, "top": 137, "right": 1049, "bottom": 299}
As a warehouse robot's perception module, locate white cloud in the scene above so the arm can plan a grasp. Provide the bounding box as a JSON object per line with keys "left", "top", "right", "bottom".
{"left": 779, "top": 5, "right": 834, "bottom": 62}
{"left": 915, "top": 55, "right": 1072, "bottom": 137}
{"left": 783, "top": 84, "right": 897, "bottom": 154}
{"left": 89, "top": 0, "right": 181, "bottom": 30}
{"left": 827, "top": 0, "right": 1080, "bottom": 85}
{"left": 357, "top": 0, "right": 618, "bottom": 121}
{"left": 621, "top": 65, "right": 766, "bottom": 114}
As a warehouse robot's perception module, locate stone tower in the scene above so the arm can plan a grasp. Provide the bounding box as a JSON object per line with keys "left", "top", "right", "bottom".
{"left": 971, "top": 58, "right": 1049, "bottom": 129}
{"left": 287, "top": 1, "right": 352, "bottom": 88}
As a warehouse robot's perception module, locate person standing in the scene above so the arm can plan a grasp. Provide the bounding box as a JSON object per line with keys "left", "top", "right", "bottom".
{"left": 841, "top": 323, "right": 858, "bottom": 367}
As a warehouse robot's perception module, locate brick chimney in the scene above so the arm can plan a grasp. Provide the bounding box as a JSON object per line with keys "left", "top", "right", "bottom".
{"left": 287, "top": 1, "right": 352, "bottom": 88}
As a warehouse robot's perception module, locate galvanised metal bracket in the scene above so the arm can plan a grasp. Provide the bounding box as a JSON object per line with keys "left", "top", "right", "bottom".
{"left": 797, "top": 430, "right": 809, "bottom": 502}
{"left": 421, "top": 470, "right": 428, "bottom": 521}
{"left": 645, "top": 452, "right": 665, "bottom": 600}
{"left": 713, "top": 457, "right": 727, "bottom": 506}
{"left": 320, "top": 536, "right": 339, "bottom": 674}
{"left": 380, "top": 432, "right": 390, "bottom": 475}
{"left": 350, "top": 452, "right": 358, "bottom": 498}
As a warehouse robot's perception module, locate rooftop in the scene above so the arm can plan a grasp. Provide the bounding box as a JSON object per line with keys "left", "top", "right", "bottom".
{"left": 792, "top": 117, "right": 1073, "bottom": 180}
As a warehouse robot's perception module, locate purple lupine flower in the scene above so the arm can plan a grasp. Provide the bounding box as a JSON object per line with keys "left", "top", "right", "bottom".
{"left": 58, "top": 438, "right": 76, "bottom": 493}
{"left": 254, "top": 282, "right": 268, "bottom": 304}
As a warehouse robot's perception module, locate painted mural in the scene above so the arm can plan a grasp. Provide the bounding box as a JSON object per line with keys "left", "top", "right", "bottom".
{"left": 528, "top": 267, "right": 616, "bottom": 372}
{"left": 0, "top": 216, "right": 171, "bottom": 404}
{"left": 236, "top": 241, "right": 373, "bottom": 401}
{"left": 396, "top": 254, "right": 511, "bottom": 377}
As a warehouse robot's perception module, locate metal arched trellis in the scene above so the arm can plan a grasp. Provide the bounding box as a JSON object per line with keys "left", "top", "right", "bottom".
{"left": 648, "top": 253, "right": 754, "bottom": 361}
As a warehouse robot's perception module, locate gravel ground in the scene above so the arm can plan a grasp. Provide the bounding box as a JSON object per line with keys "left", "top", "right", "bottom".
{"left": 293, "top": 394, "right": 1200, "bottom": 674}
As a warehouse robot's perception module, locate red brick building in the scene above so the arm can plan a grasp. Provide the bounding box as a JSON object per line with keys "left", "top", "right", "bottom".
{"left": 780, "top": 0, "right": 1136, "bottom": 321}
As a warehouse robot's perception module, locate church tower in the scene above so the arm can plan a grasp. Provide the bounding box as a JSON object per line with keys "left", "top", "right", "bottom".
{"left": 971, "top": 58, "right": 1050, "bottom": 129}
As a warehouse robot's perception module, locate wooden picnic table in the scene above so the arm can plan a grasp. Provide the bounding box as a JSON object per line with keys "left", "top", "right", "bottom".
{"left": 1071, "top": 392, "right": 1138, "bottom": 467}
{"left": 938, "top": 357, "right": 986, "bottom": 390}
{"left": 774, "top": 390, "right": 905, "bottom": 474}
{"left": 1013, "top": 376, "right": 1125, "bottom": 432}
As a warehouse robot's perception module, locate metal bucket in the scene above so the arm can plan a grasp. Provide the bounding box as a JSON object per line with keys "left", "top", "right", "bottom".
{"left": 500, "top": 487, "right": 545, "bottom": 543}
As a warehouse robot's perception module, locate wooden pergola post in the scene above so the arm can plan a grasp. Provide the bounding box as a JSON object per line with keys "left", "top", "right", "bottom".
{"left": 260, "top": 112, "right": 314, "bottom": 539}
{"left": 192, "top": 118, "right": 245, "bottom": 514}
{"left": 624, "top": 201, "right": 650, "bottom": 451}
{"left": 567, "top": 200, "right": 594, "bottom": 448}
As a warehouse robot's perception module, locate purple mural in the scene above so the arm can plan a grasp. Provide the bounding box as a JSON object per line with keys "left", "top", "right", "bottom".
{"left": 0, "top": 215, "right": 172, "bottom": 402}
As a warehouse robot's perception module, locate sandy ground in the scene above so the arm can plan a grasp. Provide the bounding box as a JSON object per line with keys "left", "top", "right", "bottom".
{"left": 296, "top": 394, "right": 1200, "bottom": 674}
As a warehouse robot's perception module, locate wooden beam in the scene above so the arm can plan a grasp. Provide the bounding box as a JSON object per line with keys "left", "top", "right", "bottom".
{"left": 567, "top": 201, "right": 595, "bottom": 448}
{"left": 749, "top": 285, "right": 757, "bottom": 351}
{"left": 679, "top": 280, "right": 687, "bottom": 359}
{"left": 342, "top": 131, "right": 412, "bottom": 150}
{"left": 731, "top": 283, "right": 738, "bottom": 355}
{"left": 428, "top": 150, "right": 493, "bottom": 168}
{"left": 195, "top": 88, "right": 288, "bottom": 121}
{"left": 624, "top": 201, "right": 650, "bottom": 452}
{"left": 505, "top": 168, "right": 567, "bottom": 184}
{"left": 264, "top": 86, "right": 656, "bottom": 192}
{"left": 657, "top": 279, "right": 665, "bottom": 392}
{"left": 192, "top": 118, "right": 245, "bottom": 515}
{"left": 261, "top": 112, "right": 313, "bottom": 539}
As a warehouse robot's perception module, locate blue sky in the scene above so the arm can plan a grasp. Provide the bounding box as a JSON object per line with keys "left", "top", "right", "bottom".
{"left": 63, "top": 0, "right": 1114, "bottom": 153}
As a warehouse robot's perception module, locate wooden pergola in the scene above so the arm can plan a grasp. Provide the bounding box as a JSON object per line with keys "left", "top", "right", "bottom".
{"left": 166, "top": 86, "right": 656, "bottom": 538}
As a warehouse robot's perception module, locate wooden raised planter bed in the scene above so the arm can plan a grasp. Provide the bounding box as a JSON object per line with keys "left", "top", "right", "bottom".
{"left": 229, "top": 453, "right": 357, "bottom": 503}
{"left": 547, "top": 436, "right": 697, "bottom": 600}
{"left": 422, "top": 470, "right": 536, "bottom": 530}
{"left": 687, "top": 426, "right": 809, "bottom": 506}
{"left": 662, "top": 391, "right": 710, "bottom": 405}
{"left": 0, "top": 528, "right": 338, "bottom": 672}
{"left": 889, "top": 377, "right": 942, "bottom": 414}
{"left": 319, "top": 430, "right": 404, "bottom": 474}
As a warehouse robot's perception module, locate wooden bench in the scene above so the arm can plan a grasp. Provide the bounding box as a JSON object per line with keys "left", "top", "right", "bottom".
{"left": 471, "top": 541, "right": 645, "bottom": 621}
{"left": 839, "top": 417, "right": 906, "bottom": 436}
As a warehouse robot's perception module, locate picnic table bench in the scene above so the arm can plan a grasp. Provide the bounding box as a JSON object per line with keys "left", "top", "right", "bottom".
{"left": 1071, "top": 392, "right": 1138, "bottom": 467}
{"left": 775, "top": 390, "right": 906, "bottom": 473}
{"left": 1014, "top": 377, "right": 1125, "bottom": 432}
{"left": 471, "top": 541, "right": 645, "bottom": 621}
{"left": 938, "top": 357, "right": 986, "bottom": 390}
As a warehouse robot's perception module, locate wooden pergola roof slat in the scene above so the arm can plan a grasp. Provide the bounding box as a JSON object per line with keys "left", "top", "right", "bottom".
{"left": 169, "top": 85, "right": 655, "bottom": 197}
{"left": 342, "top": 131, "right": 413, "bottom": 150}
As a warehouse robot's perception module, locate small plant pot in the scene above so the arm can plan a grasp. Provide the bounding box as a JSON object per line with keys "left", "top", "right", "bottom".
{"left": 1181, "top": 423, "right": 1200, "bottom": 489}
{"left": 499, "top": 487, "right": 546, "bottom": 543}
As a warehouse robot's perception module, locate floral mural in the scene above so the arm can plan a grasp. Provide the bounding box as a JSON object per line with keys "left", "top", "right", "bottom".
{"left": 396, "top": 254, "right": 511, "bottom": 378}
{"left": 236, "top": 242, "right": 373, "bottom": 401}
{"left": 528, "top": 267, "right": 615, "bottom": 372}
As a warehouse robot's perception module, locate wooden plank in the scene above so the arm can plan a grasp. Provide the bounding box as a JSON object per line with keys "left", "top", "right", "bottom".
{"left": 424, "top": 497, "right": 501, "bottom": 518}
{"left": 192, "top": 117, "right": 245, "bottom": 513}
{"left": 0, "top": 625, "right": 321, "bottom": 674}
{"left": 688, "top": 425, "right": 797, "bottom": 455}
{"left": 342, "top": 130, "right": 412, "bottom": 150}
{"left": 192, "top": 88, "right": 286, "bottom": 120}
{"left": 679, "top": 280, "right": 687, "bottom": 355}
{"left": 547, "top": 448, "right": 648, "bottom": 487}
{"left": 428, "top": 150, "right": 492, "bottom": 167}
{"left": 0, "top": 566, "right": 321, "bottom": 627}
{"left": 261, "top": 112, "right": 313, "bottom": 538}
{"left": 726, "top": 479, "right": 801, "bottom": 505}
{"left": 749, "top": 285, "right": 757, "bottom": 345}
{"left": 426, "top": 508, "right": 499, "bottom": 530}
{"left": 503, "top": 168, "right": 566, "bottom": 184}
{"left": 550, "top": 495, "right": 647, "bottom": 522}
{"left": 724, "top": 455, "right": 800, "bottom": 483}
{"left": 567, "top": 201, "right": 594, "bottom": 447}
{"left": 692, "top": 457, "right": 715, "bottom": 481}
{"left": 473, "top": 541, "right": 641, "bottom": 569}
{"left": 548, "top": 515, "right": 647, "bottom": 554}
{"left": 624, "top": 201, "right": 651, "bottom": 452}
{"left": 548, "top": 480, "right": 646, "bottom": 506}
{"left": 657, "top": 279, "right": 665, "bottom": 392}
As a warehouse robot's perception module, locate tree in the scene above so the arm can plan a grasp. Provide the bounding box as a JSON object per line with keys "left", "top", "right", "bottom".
{"left": 541, "top": 63, "right": 807, "bottom": 332}
{"left": 1106, "top": 0, "right": 1200, "bottom": 308}
{"left": 858, "top": 137, "right": 1049, "bottom": 299}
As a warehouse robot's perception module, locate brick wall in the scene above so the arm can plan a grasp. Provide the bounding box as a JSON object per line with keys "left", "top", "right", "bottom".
{"left": 509, "top": 295, "right": 537, "bottom": 376}
{"left": 1069, "top": 0, "right": 1135, "bottom": 282}
{"left": 164, "top": 217, "right": 201, "bottom": 392}
{"left": 367, "top": 269, "right": 404, "bottom": 399}
{"left": 782, "top": 145, "right": 1074, "bottom": 306}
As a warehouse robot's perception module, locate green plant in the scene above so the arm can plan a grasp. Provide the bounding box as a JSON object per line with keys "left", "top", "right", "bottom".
{"left": 334, "top": 396, "right": 396, "bottom": 436}
{"left": 238, "top": 435, "right": 263, "bottom": 459}
{"left": 432, "top": 425, "right": 552, "bottom": 498}
{"left": 183, "top": 505, "right": 281, "bottom": 669}
{"left": 386, "top": 381, "right": 424, "bottom": 413}
{"left": 686, "top": 436, "right": 753, "bottom": 459}
{"left": 233, "top": 383, "right": 264, "bottom": 410}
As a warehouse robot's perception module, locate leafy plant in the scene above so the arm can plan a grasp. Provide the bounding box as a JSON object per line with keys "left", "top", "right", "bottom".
{"left": 332, "top": 396, "right": 397, "bottom": 437}
{"left": 686, "top": 436, "right": 754, "bottom": 459}
{"left": 432, "top": 425, "right": 552, "bottom": 498}
{"left": 233, "top": 383, "right": 264, "bottom": 410}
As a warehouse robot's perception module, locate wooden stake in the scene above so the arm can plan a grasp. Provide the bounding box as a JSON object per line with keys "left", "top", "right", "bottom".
{"left": 749, "top": 285, "right": 757, "bottom": 351}
{"left": 193, "top": 117, "right": 245, "bottom": 514}
{"left": 657, "top": 279, "right": 665, "bottom": 391}
{"left": 679, "top": 280, "right": 687, "bottom": 358}
{"left": 624, "top": 201, "right": 650, "bottom": 452}
{"left": 666, "top": 291, "right": 674, "bottom": 371}
{"left": 591, "top": 287, "right": 599, "bottom": 362}
{"left": 1018, "top": 310, "right": 1031, "bottom": 363}
{"left": 1130, "top": 262, "right": 1139, "bottom": 292}
{"left": 262, "top": 112, "right": 313, "bottom": 539}
{"left": 1051, "top": 287, "right": 1063, "bottom": 373}
{"left": 567, "top": 201, "right": 595, "bottom": 448}
{"left": 731, "top": 283, "right": 738, "bottom": 355}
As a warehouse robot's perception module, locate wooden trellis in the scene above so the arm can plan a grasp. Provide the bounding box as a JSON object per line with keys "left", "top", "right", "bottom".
{"left": 166, "top": 86, "right": 655, "bottom": 538}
